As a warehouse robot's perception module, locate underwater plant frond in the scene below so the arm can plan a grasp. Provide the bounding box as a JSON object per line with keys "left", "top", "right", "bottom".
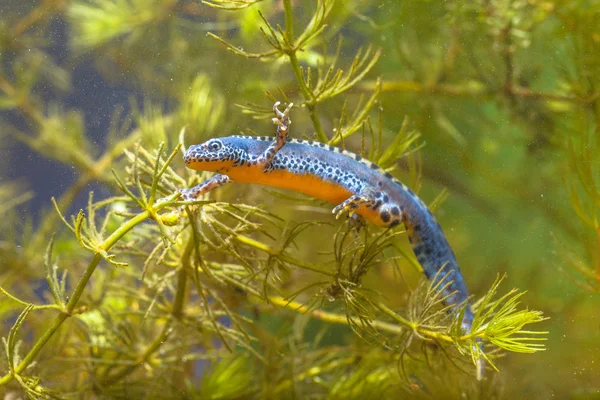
{"left": 67, "top": 0, "right": 173, "bottom": 51}
{"left": 202, "top": 0, "right": 263, "bottom": 11}
{"left": 0, "top": 182, "right": 33, "bottom": 216}
{"left": 310, "top": 44, "right": 382, "bottom": 105}
{"left": 562, "top": 115, "right": 600, "bottom": 292}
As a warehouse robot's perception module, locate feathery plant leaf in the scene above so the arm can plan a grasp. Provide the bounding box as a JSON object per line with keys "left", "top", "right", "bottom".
{"left": 202, "top": 0, "right": 264, "bottom": 11}
{"left": 195, "top": 354, "right": 256, "bottom": 399}
{"left": 68, "top": 0, "right": 171, "bottom": 50}
{"left": 308, "top": 44, "right": 382, "bottom": 104}
{"left": 4, "top": 305, "right": 33, "bottom": 375}
{"left": 465, "top": 275, "right": 548, "bottom": 370}
{"left": 44, "top": 236, "right": 67, "bottom": 308}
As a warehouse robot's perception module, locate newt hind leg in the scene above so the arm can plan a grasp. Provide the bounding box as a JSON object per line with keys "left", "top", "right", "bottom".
{"left": 332, "top": 190, "right": 377, "bottom": 220}
{"left": 333, "top": 189, "right": 404, "bottom": 228}
{"left": 256, "top": 101, "right": 294, "bottom": 172}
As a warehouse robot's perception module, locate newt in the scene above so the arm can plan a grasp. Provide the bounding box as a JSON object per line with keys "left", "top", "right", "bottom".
{"left": 181, "top": 102, "right": 482, "bottom": 374}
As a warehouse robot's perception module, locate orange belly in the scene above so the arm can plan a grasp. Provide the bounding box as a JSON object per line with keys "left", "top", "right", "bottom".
{"left": 226, "top": 167, "right": 385, "bottom": 226}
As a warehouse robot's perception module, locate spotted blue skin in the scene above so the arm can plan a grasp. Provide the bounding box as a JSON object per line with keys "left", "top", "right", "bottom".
{"left": 185, "top": 135, "right": 475, "bottom": 332}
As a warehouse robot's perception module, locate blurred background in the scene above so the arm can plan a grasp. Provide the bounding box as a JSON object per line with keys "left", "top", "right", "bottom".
{"left": 0, "top": 0, "right": 599, "bottom": 398}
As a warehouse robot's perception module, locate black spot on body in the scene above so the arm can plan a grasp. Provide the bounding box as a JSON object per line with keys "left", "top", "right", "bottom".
{"left": 380, "top": 211, "right": 390, "bottom": 223}
{"left": 391, "top": 207, "right": 400, "bottom": 216}
{"left": 389, "top": 220, "right": 400, "bottom": 228}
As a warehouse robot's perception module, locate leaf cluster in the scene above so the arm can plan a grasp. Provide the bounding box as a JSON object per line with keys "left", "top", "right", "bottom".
{"left": 5, "top": 0, "right": 592, "bottom": 398}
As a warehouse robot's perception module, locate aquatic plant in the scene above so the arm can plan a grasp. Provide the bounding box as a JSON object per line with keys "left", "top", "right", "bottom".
{"left": 1, "top": 0, "right": 598, "bottom": 398}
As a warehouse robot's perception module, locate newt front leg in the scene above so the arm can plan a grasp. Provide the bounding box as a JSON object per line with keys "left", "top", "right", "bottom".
{"left": 256, "top": 101, "right": 293, "bottom": 172}
{"left": 180, "top": 174, "right": 231, "bottom": 201}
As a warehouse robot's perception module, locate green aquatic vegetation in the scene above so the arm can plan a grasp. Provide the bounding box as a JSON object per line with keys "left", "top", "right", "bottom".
{"left": 208, "top": 0, "right": 381, "bottom": 143}
{"left": 0, "top": 138, "right": 545, "bottom": 396}
{"left": 563, "top": 116, "right": 600, "bottom": 292}
{"left": 1, "top": 0, "right": 598, "bottom": 398}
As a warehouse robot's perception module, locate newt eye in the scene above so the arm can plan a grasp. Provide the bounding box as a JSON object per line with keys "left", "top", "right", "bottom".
{"left": 207, "top": 140, "right": 222, "bottom": 151}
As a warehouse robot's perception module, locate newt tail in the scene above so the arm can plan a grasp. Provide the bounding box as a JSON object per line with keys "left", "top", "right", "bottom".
{"left": 181, "top": 102, "right": 483, "bottom": 377}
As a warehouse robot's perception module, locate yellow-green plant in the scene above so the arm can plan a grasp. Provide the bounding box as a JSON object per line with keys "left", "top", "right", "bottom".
{"left": 3, "top": 0, "right": 600, "bottom": 398}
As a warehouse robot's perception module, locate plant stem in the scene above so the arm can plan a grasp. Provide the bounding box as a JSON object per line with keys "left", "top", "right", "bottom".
{"left": 172, "top": 268, "right": 188, "bottom": 319}
{"left": 267, "top": 295, "right": 405, "bottom": 335}
{"left": 287, "top": 52, "right": 313, "bottom": 100}
{"left": 0, "top": 286, "right": 61, "bottom": 311}
{"left": 289, "top": 53, "right": 328, "bottom": 142}
{"left": 307, "top": 103, "right": 328, "bottom": 143}
{"left": 267, "top": 295, "right": 479, "bottom": 345}
{"left": 282, "top": 0, "right": 294, "bottom": 45}
{"left": 281, "top": 2, "right": 328, "bottom": 143}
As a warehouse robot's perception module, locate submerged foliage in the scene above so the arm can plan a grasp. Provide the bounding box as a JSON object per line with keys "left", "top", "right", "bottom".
{"left": 0, "top": 0, "right": 598, "bottom": 398}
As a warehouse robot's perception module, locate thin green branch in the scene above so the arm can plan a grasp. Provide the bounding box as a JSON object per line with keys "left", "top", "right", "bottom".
{"left": 0, "top": 287, "right": 62, "bottom": 312}
{"left": 282, "top": 0, "right": 294, "bottom": 45}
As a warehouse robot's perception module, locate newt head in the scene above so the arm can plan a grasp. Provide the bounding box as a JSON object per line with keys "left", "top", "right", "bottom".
{"left": 184, "top": 137, "right": 249, "bottom": 172}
